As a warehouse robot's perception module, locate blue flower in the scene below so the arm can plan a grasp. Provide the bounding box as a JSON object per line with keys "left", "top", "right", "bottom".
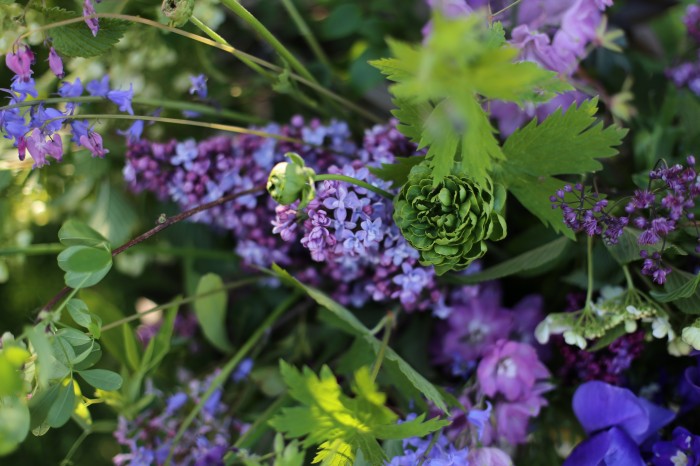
{"left": 165, "top": 392, "right": 188, "bottom": 415}
{"left": 564, "top": 427, "right": 645, "bottom": 466}
{"left": 651, "top": 427, "right": 700, "bottom": 466}
{"left": 117, "top": 120, "right": 144, "bottom": 143}
{"left": 86, "top": 75, "right": 110, "bottom": 97}
{"left": 467, "top": 401, "right": 492, "bottom": 441}
{"left": 189, "top": 74, "right": 208, "bottom": 98}
{"left": 108, "top": 84, "right": 134, "bottom": 115}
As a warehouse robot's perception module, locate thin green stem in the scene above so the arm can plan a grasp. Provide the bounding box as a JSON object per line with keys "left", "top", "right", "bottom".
{"left": 585, "top": 235, "right": 594, "bottom": 306}
{"left": 189, "top": 15, "right": 273, "bottom": 80}
{"left": 233, "top": 394, "right": 290, "bottom": 448}
{"left": 279, "top": 0, "right": 332, "bottom": 70}
{"left": 314, "top": 174, "right": 394, "bottom": 200}
{"left": 0, "top": 243, "right": 238, "bottom": 259}
{"left": 370, "top": 312, "right": 394, "bottom": 382}
{"left": 101, "top": 277, "right": 260, "bottom": 332}
{"left": 40, "top": 114, "right": 302, "bottom": 144}
{"left": 60, "top": 427, "right": 91, "bottom": 466}
{"left": 219, "top": 0, "right": 317, "bottom": 84}
{"left": 164, "top": 292, "right": 301, "bottom": 465}
{"left": 623, "top": 265, "right": 635, "bottom": 290}
{"left": 1, "top": 96, "right": 262, "bottom": 124}
{"left": 16, "top": 14, "right": 382, "bottom": 123}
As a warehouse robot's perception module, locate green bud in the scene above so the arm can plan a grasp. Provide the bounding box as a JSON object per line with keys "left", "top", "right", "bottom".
{"left": 393, "top": 163, "right": 507, "bottom": 275}
{"left": 267, "top": 153, "right": 316, "bottom": 208}
{"left": 162, "top": 0, "right": 195, "bottom": 27}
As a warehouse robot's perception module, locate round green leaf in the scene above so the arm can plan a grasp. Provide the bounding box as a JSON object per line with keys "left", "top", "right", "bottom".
{"left": 57, "top": 245, "right": 113, "bottom": 289}
{"left": 77, "top": 369, "right": 123, "bottom": 391}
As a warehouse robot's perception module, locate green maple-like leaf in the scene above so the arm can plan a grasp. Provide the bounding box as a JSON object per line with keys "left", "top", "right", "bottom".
{"left": 269, "top": 363, "right": 447, "bottom": 466}
{"left": 502, "top": 98, "right": 628, "bottom": 177}
{"left": 370, "top": 13, "right": 570, "bottom": 184}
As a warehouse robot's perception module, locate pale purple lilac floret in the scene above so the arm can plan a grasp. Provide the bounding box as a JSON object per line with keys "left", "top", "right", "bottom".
{"left": 1, "top": 45, "right": 136, "bottom": 165}
{"left": 551, "top": 156, "right": 700, "bottom": 284}
{"left": 114, "top": 370, "right": 248, "bottom": 466}
{"left": 426, "top": 0, "right": 613, "bottom": 136}
{"left": 668, "top": 3, "right": 700, "bottom": 96}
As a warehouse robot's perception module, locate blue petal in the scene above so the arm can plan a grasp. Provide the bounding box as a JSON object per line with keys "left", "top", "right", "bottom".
{"left": 573, "top": 381, "right": 649, "bottom": 440}
{"left": 564, "top": 427, "right": 645, "bottom": 466}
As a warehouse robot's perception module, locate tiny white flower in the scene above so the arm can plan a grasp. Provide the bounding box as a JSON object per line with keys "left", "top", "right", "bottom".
{"left": 563, "top": 330, "right": 587, "bottom": 350}
{"left": 652, "top": 316, "right": 673, "bottom": 340}
{"left": 535, "top": 318, "right": 552, "bottom": 344}
{"left": 625, "top": 305, "right": 642, "bottom": 317}
{"left": 625, "top": 319, "right": 638, "bottom": 333}
{"left": 682, "top": 326, "right": 700, "bottom": 351}
{"left": 668, "top": 337, "right": 692, "bottom": 357}
{"left": 600, "top": 285, "right": 625, "bottom": 301}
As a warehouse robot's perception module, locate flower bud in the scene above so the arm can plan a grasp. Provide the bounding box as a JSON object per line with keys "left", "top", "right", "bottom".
{"left": 162, "top": 0, "right": 195, "bottom": 27}
{"left": 682, "top": 319, "right": 700, "bottom": 350}
{"left": 267, "top": 153, "right": 316, "bottom": 208}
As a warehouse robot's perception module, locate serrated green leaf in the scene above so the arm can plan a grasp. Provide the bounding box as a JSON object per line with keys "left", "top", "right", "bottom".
{"left": 444, "top": 236, "right": 570, "bottom": 284}
{"left": 0, "top": 397, "right": 30, "bottom": 456}
{"left": 390, "top": 100, "right": 432, "bottom": 144}
{"left": 194, "top": 274, "right": 233, "bottom": 353}
{"left": 368, "top": 156, "right": 425, "bottom": 188}
{"left": 58, "top": 219, "right": 109, "bottom": 247}
{"left": 43, "top": 7, "right": 130, "bottom": 58}
{"left": 502, "top": 99, "right": 627, "bottom": 177}
{"left": 77, "top": 369, "right": 123, "bottom": 391}
{"left": 269, "top": 265, "right": 447, "bottom": 413}
{"left": 651, "top": 273, "right": 700, "bottom": 303}
{"left": 46, "top": 379, "right": 75, "bottom": 428}
{"left": 57, "top": 245, "right": 113, "bottom": 289}
{"left": 372, "top": 413, "right": 449, "bottom": 439}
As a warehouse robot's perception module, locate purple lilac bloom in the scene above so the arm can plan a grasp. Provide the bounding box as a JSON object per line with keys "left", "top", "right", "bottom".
{"left": 387, "top": 428, "right": 470, "bottom": 466}
{"left": 685, "top": 4, "right": 700, "bottom": 43}
{"left": 476, "top": 340, "right": 550, "bottom": 401}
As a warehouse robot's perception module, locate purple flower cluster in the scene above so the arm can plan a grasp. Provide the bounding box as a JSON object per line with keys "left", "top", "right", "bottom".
{"left": 386, "top": 430, "right": 471, "bottom": 466}
{"left": 1, "top": 45, "right": 134, "bottom": 166}
{"left": 124, "top": 118, "right": 443, "bottom": 311}
{"left": 431, "top": 283, "right": 543, "bottom": 373}
{"left": 564, "top": 381, "right": 675, "bottom": 466}
{"left": 114, "top": 370, "right": 248, "bottom": 466}
{"left": 476, "top": 340, "right": 552, "bottom": 446}
{"left": 555, "top": 331, "right": 645, "bottom": 385}
{"left": 651, "top": 427, "right": 700, "bottom": 466}
{"left": 426, "top": 0, "right": 612, "bottom": 136}
{"left": 552, "top": 157, "right": 700, "bottom": 283}
{"left": 668, "top": 4, "right": 700, "bottom": 96}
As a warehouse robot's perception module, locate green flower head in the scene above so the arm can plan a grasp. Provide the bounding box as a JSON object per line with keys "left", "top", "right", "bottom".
{"left": 267, "top": 152, "right": 316, "bottom": 209}
{"left": 393, "top": 163, "right": 506, "bottom": 275}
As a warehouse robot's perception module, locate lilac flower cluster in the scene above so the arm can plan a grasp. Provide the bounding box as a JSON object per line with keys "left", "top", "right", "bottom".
{"left": 426, "top": 0, "right": 613, "bottom": 136}
{"left": 386, "top": 430, "right": 471, "bottom": 466}
{"left": 125, "top": 118, "right": 443, "bottom": 311}
{"left": 1, "top": 44, "right": 134, "bottom": 167}
{"left": 555, "top": 330, "right": 645, "bottom": 385}
{"left": 564, "top": 380, "right": 677, "bottom": 465}
{"left": 114, "top": 369, "right": 249, "bottom": 466}
{"left": 551, "top": 157, "right": 700, "bottom": 283}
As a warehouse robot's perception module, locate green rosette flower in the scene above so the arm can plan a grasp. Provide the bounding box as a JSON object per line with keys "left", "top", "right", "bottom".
{"left": 267, "top": 152, "right": 316, "bottom": 209}
{"left": 393, "top": 163, "right": 507, "bottom": 275}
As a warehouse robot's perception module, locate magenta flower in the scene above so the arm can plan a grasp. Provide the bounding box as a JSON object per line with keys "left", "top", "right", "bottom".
{"left": 5, "top": 46, "right": 34, "bottom": 81}
{"left": 48, "top": 47, "right": 64, "bottom": 78}
{"left": 493, "top": 382, "right": 551, "bottom": 444}
{"left": 26, "top": 128, "right": 63, "bottom": 168}
{"left": 477, "top": 339, "right": 550, "bottom": 401}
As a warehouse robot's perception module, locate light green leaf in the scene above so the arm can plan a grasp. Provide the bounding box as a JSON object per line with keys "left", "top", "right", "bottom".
{"left": 141, "top": 301, "right": 178, "bottom": 372}
{"left": 26, "top": 326, "right": 53, "bottom": 388}
{"left": 46, "top": 379, "right": 75, "bottom": 428}
{"left": 122, "top": 325, "right": 141, "bottom": 372}
{"left": 72, "top": 343, "right": 102, "bottom": 371}
{"left": 67, "top": 299, "right": 91, "bottom": 328}
{"left": 0, "top": 397, "right": 30, "bottom": 456}
{"left": 651, "top": 269, "right": 700, "bottom": 313}
{"left": 194, "top": 274, "right": 233, "bottom": 353}
{"left": 502, "top": 99, "right": 627, "bottom": 177}
{"left": 77, "top": 369, "right": 123, "bottom": 391}
{"left": 28, "top": 384, "right": 60, "bottom": 430}
{"left": 43, "top": 7, "right": 130, "bottom": 58}
{"left": 446, "top": 236, "right": 571, "bottom": 284}
{"left": 58, "top": 219, "right": 109, "bottom": 247}
{"left": 57, "top": 245, "right": 113, "bottom": 289}
{"left": 270, "top": 265, "right": 447, "bottom": 413}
